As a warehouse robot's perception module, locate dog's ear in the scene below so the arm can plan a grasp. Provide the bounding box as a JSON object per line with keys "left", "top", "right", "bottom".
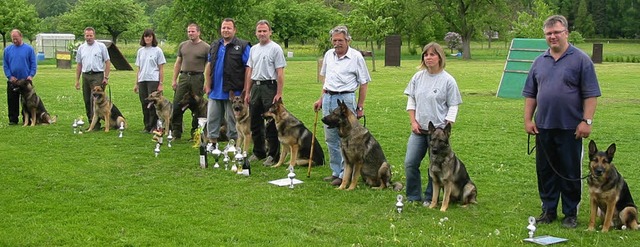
{"left": 229, "top": 90, "right": 234, "bottom": 100}
{"left": 588, "top": 140, "right": 598, "bottom": 159}
{"left": 428, "top": 121, "right": 436, "bottom": 133}
{"left": 444, "top": 122, "right": 452, "bottom": 135}
{"left": 606, "top": 143, "right": 616, "bottom": 163}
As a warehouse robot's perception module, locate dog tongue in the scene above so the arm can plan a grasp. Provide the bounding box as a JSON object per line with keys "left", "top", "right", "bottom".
{"left": 147, "top": 102, "right": 154, "bottom": 109}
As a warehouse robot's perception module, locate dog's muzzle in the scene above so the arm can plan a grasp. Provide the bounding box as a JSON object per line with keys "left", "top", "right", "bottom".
{"left": 593, "top": 167, "right": 605, "bottom": 177}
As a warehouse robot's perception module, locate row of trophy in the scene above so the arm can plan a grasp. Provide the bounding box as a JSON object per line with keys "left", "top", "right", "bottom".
{"left": 202, "top": 140, "right": 250, "bottom": 176}
{"left": 72, "top": 118, "right": 125, "bottom": 137}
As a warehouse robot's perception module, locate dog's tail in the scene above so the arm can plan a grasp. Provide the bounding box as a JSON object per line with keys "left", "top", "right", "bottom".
{"left": 312, "top": 138, "right": 325, "bottom": 166}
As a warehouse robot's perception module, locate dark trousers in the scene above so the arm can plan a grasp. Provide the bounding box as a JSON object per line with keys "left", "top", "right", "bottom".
{"left": 82, "top": 73, "right": 104, "bottom": 126}
{"left": 6, "top": 81, "right": 20, "bottom": 123}
{"left": 536, "top": 129, "right": 583, "bottom": 217}
{"left": 171, "top": 73, "right": 203, "bottom": 138}
{"left": 138, "top": 81, "right": 160, "bottom": 131}
{"left": 249, "top": 83, "right": 280, "bottom": 160}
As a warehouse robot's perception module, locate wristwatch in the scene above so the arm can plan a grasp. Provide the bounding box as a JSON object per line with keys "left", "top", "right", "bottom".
{"left": 582, "top": 119, "right": 593, "bottom": 125}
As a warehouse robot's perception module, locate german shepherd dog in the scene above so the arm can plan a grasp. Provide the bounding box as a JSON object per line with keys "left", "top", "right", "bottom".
{"left": 87, "top": 86, "right": 126, "bottom": 132}
{"left": 178, "top": 91, "right": 227, "bottom": 142}
{"left": 230, "top": 91, "right": 251, "bottom": 152}
{"left": 427, "top": 122, "right": 477, "bottom": 212}
{"left": 11, "top": 79, "right": 56, "bottom": 126}
{"left": 264, "top": 100, "right": 324, "bottom": 168}
{"left": 587, "top": 140, "right": 639, "bottom": 232}
{"left": 145, "top": 90, "right": 172, "bottom": 135}
{"left": 321, "top": 99, "right": 402, "bottom": 191}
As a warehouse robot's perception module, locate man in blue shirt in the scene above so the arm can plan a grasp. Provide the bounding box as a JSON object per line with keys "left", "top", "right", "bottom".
{"left": 523, "top": 15, "right": 601, "bottom": 229}
{"left": 3, "top": 29, "right": 37, "bottom": 125}
{"left": 203, "top": 18, "right": 250, "bottom": 147}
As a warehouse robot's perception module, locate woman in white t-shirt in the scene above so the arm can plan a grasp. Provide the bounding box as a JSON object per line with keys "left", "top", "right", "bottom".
{"left": 403, "top": 42, "right": 462, "bottom": 206}
{"left": 134, "top": 29, "right": 166, "bottom": 133}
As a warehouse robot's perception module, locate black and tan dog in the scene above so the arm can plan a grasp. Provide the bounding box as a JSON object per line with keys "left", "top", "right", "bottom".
{"left": 145, "top": 90, "right": 172, "bottom": 135}
{"left": 230, "top": 91, "right": 251, "bottom": 152}
{"left": 264, "top": 100, "right": 324, "bottom": 168}
{"left": 321, "top": 99, "right": 402, "bottom": 191}
{"left": 178, "top": 91, "right": 227, "bottom": 142}
{"left": 427, "top": 122, "right": 477, "bottom": 212}
{"left": 87, "top": 86, "right": 126, "bottom": 132}
{"left": 12, "top": 79, "right": 57, "bottom": 126}
{"left": 587, "top": 140, "right": 639, "bottom": 232}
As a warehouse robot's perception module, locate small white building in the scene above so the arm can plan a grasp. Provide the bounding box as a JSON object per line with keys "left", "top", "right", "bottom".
{"left": 35, "top": 33, "right": 75, "bottom": 58}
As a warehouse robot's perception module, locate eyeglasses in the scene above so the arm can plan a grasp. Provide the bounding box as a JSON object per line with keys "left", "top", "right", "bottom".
{"left": 544, "top": 30, "right": 566, "bottom": 37}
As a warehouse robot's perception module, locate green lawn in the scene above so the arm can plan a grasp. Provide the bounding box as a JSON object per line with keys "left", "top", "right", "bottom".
{"left": 1, "top": 57, "right": 639, "bottom": 246}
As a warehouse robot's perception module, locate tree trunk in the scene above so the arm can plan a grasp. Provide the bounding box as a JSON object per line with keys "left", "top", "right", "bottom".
{"left": 1, "top": 32, "right": 6, "bottom": 48}
{"left": 369, "top": 40, "right": 376, "bottom": 72}
{"left": 284, "top": 39, "right": 289, "bottom": 49}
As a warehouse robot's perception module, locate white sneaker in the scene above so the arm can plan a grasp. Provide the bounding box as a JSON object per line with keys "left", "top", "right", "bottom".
{"left": 423, "top": 201, "right": 431, "bottom": 207}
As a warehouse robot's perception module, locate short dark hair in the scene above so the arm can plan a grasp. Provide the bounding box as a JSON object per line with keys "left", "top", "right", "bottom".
{"left": 188, "top": 23, "right": 200, "bottom": 32}
{"left": 84, "top": 27, "right": 96, "bottom": 34}
{"left": 222, "top": 18, "right": 236, "bottom": 28}
{"left": 139, "top": 29, "right": 158, "bottom": 47}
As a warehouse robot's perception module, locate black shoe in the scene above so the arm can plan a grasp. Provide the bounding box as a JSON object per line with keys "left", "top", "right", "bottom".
{"left": 561, "top": 216, "right": 577, "bottom": 228}
{"left": 536, "top": 212, "right": 557, "bottom": 224}
{"left": 8, "top": 122, "right": 18, "bottom": 125}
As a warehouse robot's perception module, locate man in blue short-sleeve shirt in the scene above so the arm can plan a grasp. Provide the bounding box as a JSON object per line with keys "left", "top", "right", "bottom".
{"left": 522, "top": 15, "right": 601, "bottom": 229}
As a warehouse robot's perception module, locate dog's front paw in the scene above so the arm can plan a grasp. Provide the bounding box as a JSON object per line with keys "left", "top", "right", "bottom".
{"left": 587, "top": 226, "right": 595, "bottom": 231}
{"left": 429, "top": 204, "right": 438, "bottom": 209}
{"left": 336, "top": 186, "right": 346, "bottom": 190}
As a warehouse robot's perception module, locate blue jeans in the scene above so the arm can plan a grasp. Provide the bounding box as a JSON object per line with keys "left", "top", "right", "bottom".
{"left": 322, "top": 92, "right": 356, "bottom": 178}
{"left": 404, "top": 132, "right": 433, "bottom": 202}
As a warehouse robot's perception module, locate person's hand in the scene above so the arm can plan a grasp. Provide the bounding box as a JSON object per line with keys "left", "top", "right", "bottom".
{"left": 411, "top": 121, "right": 422, "bottom": 134}
{"left": 272, "top": 93, "right": 282, "bottom": 104}
{"left": 158, "top": 83, "right": 164, "bottom": 92}
{"left": 75, "top": 81, "right": 80, "bottom": 90}
{"left": 356, "top": 107, "right": 364, "bottom": 119}
{"left": 524, "top": 121, "right": 538, "bottom": 135}
{"left": 575, "top": 122, "right": 592, "bottom": 139}
{"left": 171, "top": 80, "right": 177, "bottom": 91}
{"left": 9, "top": 76, "right": 17, "bottom": 83}
{"left": 133, "top": 83, "right": 139, "bottom": 93}
{"left": 102, "top": 78, "right": 109, "bottom": 85}
{"left": 26, "top": 76, "right": 33, "bottom": 81}
{"left": 244, "top": 93, "right": 251, "bottom": 105}
{"left": 313, "top": 99, "right": 322, "bottom": 111}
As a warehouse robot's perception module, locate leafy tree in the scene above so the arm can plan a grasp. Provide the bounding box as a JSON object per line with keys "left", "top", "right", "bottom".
{"left": 28, "top": 0, "right": 74, "bottom": 18}
{"left": 392, "top": 0, "right": 437, "bottom": 52}
{"left": 266, "top": 0, "right": 339, "bottom": 48}
{"left": 511, "top": 0, "right": 555, "bottom": 39}
{"left": 422, "top": 0, "right": 508, "bottom": 60}
{"left": 57, "top": 0, "right": 148, "bottom": 43}
{"left": 573, "top": 0, "right": 595, "bottom": 37}
{"left": 0, "top": 0, "right": 40, "bottom": 47}
{"left": 444, "top": 32, "right": 462, "bottom": 54}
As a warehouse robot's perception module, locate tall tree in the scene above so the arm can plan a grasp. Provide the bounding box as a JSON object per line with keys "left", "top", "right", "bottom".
{"left": 58, "top": 0, "right": 148, "bottom": 43}
{"left": 423, "top": 0, "right": 508, "bottom": 60}
{"left": 0, "top": 0, "right": 40, "bottom": 47}
{"left": 591, "top": 0, "right": 607, "bottom": 37}
{"left": 511, "top": 0, "right": 555, "bottom": 39}
{"left": 574, "top": 0, "right": 595, "bottom": 37}
{"left": 28, "top": 0, "right": 74, "bottom": 18}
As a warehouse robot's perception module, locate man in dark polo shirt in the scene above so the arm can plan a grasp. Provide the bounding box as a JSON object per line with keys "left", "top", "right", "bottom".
{"left": 75, "top": 27, "right": 111, "bottom": 129}
{"left": 171, "top": 23, "right": 210, "bottom": 140}
{"left": 523, "top": 15, "right": 601, "bottom": 229}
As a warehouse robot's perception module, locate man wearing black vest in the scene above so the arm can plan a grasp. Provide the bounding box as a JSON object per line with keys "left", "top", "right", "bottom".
{"left": 203, "top": 18, "right": 251, "bottom": 146}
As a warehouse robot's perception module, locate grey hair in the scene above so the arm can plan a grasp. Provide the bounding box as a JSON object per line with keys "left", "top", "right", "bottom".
{"left": 543, "top": 15, "right": 568, "bottom": 30}
{"left": 256, "top": 20, "right": 272, "bottom": 31}
{"left": 330, "top": 25, "right": 351, "bottom": 41}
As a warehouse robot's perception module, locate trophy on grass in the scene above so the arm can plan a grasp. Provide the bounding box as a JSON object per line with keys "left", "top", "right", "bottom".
{"left": 76, "top": 118, "right": 85, "bottom": 134}
{"left": 211, "top": 143, "right": 221, "bottom": 168}
{"left": 118, "top": 122, "right": 125, "bottom": 138}
{"left": 72, "top": 119, "right": 78, "bottom": 134}
{"left": 288, "top": 166, "right": 296, "bottom": 189}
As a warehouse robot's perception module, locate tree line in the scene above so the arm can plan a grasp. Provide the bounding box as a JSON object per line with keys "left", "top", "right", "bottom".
{"left": 2, "top": 0, "right": 639, "bottom": 59}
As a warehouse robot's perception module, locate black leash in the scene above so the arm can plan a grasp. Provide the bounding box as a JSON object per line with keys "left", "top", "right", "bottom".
{"left": 527, "top": 134, "right": 590, "bottom": 181}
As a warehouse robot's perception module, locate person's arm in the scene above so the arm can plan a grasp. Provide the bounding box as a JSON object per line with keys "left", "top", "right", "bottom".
{"left": 158, "top": 64, "right": 164, "bottom": 92}
{"left": 75, "top": 62, "right": 83, "bottom": 90}
{"left": 103, "top": 60, "right": 111, "bottom": 85}
{"left": 172, "top": 56, "right": 182, "bottom": 91}
{"left": 133, "top": 66, "right": 140, "bottom": 93}
{"left": 575, "top": 97, "right": 597, "bottom": 139}
{"left": 244, "top": 66, "right": 252, "bottom": 104}
{"left": 523, "top": 97, "right": 538, "bottom": 135}
{"left": 203, "top": 62, "right": 212, "bottom": 94}
{"left": 28, "top": 48, "right": 36, "bottom": 80}
{"left": 356, "top": 83, "right": 368, "bottom": 118}
{"left": 273, "top": 67, "right": 284, "bottom": 103}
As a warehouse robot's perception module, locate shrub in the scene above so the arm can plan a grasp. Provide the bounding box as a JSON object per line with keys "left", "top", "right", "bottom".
{"left": 444, "top": 32, "right": 462, "bottom": 53}
{"left": 569, "top": 31, "right": 585, "bottom": 44}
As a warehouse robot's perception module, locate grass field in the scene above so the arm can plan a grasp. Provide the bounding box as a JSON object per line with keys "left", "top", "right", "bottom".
{"left": 1, "top": 55, "right": 640, "bottom": 246}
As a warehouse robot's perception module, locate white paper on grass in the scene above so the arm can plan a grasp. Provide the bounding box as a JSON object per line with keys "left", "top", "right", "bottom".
{"left": 524, "top": 235, "right": 568, "bottom": 245}
{"left": 268, "top": 178, "right": 304, "bottom": 186}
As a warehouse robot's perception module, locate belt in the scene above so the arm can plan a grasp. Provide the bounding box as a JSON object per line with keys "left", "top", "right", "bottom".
{"left": 83, "top": 71, "right": 103, "bottom": 74}
{"left": 253, "top": 80, "right": 276, "bottom": 85}
{"left": 180, "top": 71, "right": 203, "bottom": 75}
{"left": 325, "top": 90, "right": 354, "bottom": 95}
